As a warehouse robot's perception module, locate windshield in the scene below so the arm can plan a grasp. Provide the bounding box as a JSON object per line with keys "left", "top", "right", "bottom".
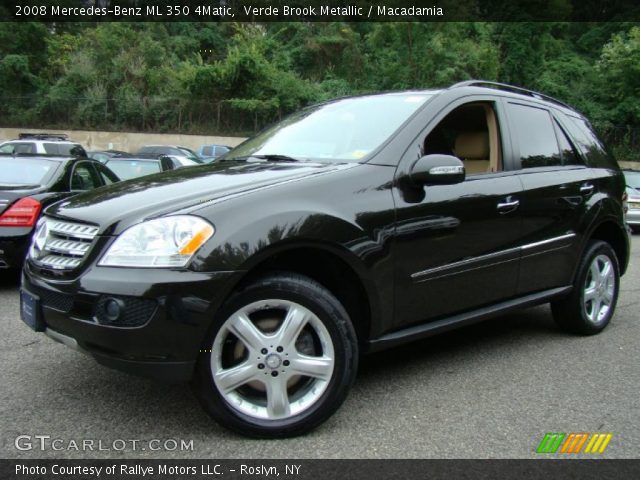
{"left": 0, "top": 158, "right": 58, "bottom": 185}
{"left": 225, "top": 94, "right": 432, "bottom": 163}
{"left": 625, "top": 171, "right": 640, "bottom": 190}
{"left": 105, "top": 160, "right": 162, "bottom": 179}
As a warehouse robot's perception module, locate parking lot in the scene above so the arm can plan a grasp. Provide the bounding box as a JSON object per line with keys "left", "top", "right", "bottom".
{"left": 1, "top": 235, "right": 638, "bottom": 459}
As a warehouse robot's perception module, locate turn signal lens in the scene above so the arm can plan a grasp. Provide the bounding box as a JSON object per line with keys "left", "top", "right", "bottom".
{"left": 0, "top": 197, "right": 42, "bottom": 227}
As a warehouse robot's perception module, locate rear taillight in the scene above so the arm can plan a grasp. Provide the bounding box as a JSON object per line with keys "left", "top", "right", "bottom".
{"left": 0, "top": 197, "right": 42, "bottom": 227}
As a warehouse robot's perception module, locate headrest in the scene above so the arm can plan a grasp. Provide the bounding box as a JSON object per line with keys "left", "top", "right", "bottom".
{"left": 454, "top": 132, "right": 489, "bottom": 160}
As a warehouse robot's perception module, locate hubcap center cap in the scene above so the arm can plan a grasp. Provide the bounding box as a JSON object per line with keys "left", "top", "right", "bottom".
{"left": 265, "top": 353, "right": 282, "bottom": 369}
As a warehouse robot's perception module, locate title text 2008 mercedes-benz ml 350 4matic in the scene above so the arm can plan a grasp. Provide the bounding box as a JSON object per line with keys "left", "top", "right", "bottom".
{"left": 21, "top": 81, "right": 630, "bottom": 437}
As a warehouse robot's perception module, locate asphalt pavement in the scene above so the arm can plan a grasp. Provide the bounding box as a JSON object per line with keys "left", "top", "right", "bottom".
{"left": 1, "top": 236, "right": 638, "bottom": 459}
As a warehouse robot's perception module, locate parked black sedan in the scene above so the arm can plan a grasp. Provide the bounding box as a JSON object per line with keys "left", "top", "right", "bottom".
{"left": 0, "top": 154, "right": 120, "bottom": 269}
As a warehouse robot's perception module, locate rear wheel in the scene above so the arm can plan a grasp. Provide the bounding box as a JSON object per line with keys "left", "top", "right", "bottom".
{"left": 194, "top": 273, "right": 358, "bottom": 437}
{"left": 551, "top": 240, "right": 620, "bottom": 335}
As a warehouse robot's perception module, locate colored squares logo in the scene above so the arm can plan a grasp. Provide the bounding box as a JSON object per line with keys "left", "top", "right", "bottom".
{"left": 537, "top": 433, "right": 613, "bottom": 454}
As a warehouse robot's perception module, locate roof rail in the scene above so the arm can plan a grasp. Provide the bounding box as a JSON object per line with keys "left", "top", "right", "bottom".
{"left": 450, "top": 80, "right": 573, "bottom": 110}
{"left": 18, "top": 133, "right": 69, "bottom": 141}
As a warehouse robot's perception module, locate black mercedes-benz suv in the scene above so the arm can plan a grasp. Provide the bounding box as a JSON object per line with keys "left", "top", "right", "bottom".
{"left": 21, "top": 81, "right": 630, "bottom": 437}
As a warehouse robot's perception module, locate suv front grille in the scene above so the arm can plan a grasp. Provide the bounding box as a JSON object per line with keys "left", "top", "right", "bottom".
{"left": 29, "top": 217, "right": 99, "bottom": 271}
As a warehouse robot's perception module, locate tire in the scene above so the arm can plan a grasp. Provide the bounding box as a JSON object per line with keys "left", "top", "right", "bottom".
{"left": 193, "top": 272, "right": 358, "bottom": 438}
{"left": 551, "top": 240, "right": 620, "bottom": 335}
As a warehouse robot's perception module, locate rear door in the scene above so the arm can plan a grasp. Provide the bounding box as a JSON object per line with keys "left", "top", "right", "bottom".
{"left": 502, "top": 101, "right": 593, "bottom": 294}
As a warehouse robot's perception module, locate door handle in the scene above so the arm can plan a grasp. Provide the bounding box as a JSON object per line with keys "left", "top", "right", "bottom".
{"left": 497, "top": 197, "right": 520, "bottom": 214}
{"left": 580, "top": 183, "right": 595, "bottom": 195}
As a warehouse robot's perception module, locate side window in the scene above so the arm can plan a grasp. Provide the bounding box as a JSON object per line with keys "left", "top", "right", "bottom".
{"left": 507, "top": 103, "right": 561, "bottom": 168}
{"left": 43, "top": 143, "right": 60, "bottom": 154}
{"left": 560, "top": 114, "right": 616, "bottom": 168}
{"left": 0, "top": 144, "right": 14, "bottom": 153}
{"left": 71, "top": 163, "right": 101, "bottom": 191}
{"left": 202, "top": 146, "right": 213, "bottom": 156}
{"left": 553, "top": 121, "right": 582, "bottom": 166}
{"left": 9, "top": 142, "right": 36, "bottom": 154}
{"left": 422, "top": 102, "right": 502, "bottom": 175}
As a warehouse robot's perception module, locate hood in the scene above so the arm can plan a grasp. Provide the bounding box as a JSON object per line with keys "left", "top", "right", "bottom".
{"left": 46, "top": 161, "right": 353, "bottom": 234}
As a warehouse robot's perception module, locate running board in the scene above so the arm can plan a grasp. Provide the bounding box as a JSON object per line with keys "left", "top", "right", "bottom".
{"left": 367, "top": 286, "right": 572, "bottom": 353}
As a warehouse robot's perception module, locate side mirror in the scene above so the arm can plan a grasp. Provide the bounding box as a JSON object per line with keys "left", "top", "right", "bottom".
{"left": 409, "top": 154, "right": 465, "bottom": 186}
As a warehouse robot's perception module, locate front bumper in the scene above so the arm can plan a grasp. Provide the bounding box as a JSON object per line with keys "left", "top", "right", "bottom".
{"left": 0, "top": 227, "right": 32, "bottom": 269}
{"left": 22, "top": 262, "right": 242, "bottom": 382}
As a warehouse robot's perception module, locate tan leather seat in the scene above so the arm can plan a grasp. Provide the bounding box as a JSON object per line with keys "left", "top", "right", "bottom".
{"left": 454, "top": 132, "right": 490, "bottom": 175}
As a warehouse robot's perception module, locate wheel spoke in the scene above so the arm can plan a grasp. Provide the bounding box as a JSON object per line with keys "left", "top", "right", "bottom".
{"left": 276, "top": 305, "right": 308, "bottom": 349}
{"left": 290, "top": 354, "right": 333, "bottom": 381}
{"left": 214, "top": 362, "right": 258, "bottom": 395}
{"left": 265, "top": 375, "right": 291, "bottom": 418}
{"left": 591, "top": 298, "right": 602, "bottom": 321}
{"left": 227, "top": 312, "right": 264, "bottom": 352}
{"left": 590, "top": 262, "right": 601, "bottom": 284}
{"left": 600, "top": 261, "right": 612, "bottom": 283}
{"left": 603, "top": 285, "right": 614, "bottom": 304}
{"left": 584, "top": 286, "right": 597, "bottom": 302}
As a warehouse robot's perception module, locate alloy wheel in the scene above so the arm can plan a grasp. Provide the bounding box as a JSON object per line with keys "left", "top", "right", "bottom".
{"left": 210, "top": 299, "right": 335, "bottom": 420}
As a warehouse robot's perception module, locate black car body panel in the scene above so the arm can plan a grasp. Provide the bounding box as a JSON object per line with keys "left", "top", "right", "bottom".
{"left": 22, "top": 84, "right": 630, "bottom": 384}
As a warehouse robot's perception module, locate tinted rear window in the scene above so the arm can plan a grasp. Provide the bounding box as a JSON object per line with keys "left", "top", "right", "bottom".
{"left": 0, "top": 158, "right": 58, "bottom": 185}
{"left": 561, "top": 114, "right": 617, "bottom": 169}
{"left": 105, "top": 160, "right": 162, "bottom": 179}
{"left": 507, "top": 103, "right": 561, "bottom": 168}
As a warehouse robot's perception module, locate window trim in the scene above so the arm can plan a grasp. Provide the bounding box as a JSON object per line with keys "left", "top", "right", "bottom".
{"left": 400, "top": 95, "right": 515, "bottom": 177}
{"left": 69, "top": 161, "right": 103, "bottom": 191}
{"left": 504, "top": 100, "right": 567, "bottom": 171}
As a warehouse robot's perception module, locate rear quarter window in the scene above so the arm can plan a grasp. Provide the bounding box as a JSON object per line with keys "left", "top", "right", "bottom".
{"left": 560, "top": 114, "right": 617, "bottom": 169}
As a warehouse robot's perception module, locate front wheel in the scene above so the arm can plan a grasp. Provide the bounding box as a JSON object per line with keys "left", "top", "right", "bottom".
{"left": 551, "top": 240, "right": 620, "bottom": 335}
{"left": 194, "top": 273, "right": 358, "bottom": 438}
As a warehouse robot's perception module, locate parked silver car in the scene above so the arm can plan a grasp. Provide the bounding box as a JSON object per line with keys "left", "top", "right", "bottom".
{"left": 624, "top": 169, "right": 640, "bottom": 232}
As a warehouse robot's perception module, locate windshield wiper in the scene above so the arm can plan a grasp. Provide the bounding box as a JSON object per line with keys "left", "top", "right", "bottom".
{"left": 221, "top": 154, "right": 307, "bottom": 163}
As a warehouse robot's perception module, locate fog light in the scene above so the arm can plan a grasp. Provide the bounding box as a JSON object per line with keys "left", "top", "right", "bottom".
{"left": 104, "top": 298, "right": 125, "bottom": 322}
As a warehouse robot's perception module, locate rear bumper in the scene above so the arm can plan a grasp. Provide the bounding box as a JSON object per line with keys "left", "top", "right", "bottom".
{"left": 0, "top": 227, "right": 32, "bottom": 268}
{"left": 22, "top": 262, "right": 243, "bottom": 382}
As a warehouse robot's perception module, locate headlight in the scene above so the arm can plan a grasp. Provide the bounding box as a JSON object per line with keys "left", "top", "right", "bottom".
{"left": 99, "top": 216, "right": 214, "bottom": 267}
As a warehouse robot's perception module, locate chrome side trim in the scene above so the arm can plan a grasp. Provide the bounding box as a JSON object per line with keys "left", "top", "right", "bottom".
{"left": 410, "top": 247, "right": 520, "bottom": 281}
{"left": 411, "top": 233, "right": 576, "bottom": 282}
{"left": 520, "top": 233, "right": 576, "bottom": 251}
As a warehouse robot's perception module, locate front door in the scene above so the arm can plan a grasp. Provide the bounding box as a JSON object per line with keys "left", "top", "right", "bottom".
{"left": 392, "top": 98, "right": 524, "bottom": 330}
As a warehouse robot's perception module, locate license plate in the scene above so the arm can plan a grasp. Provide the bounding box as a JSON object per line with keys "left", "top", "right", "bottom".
{"left": 20, "top": 289, "right": 44, "bottom": 332}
